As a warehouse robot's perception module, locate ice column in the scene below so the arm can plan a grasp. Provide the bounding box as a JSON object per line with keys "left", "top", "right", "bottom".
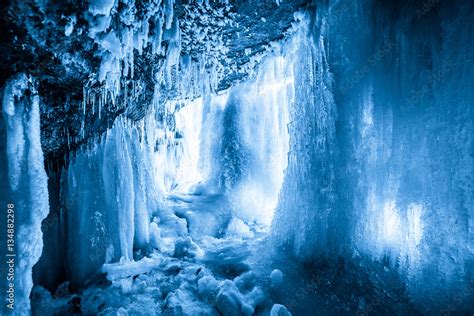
{"left": 1, "top": 74, "right": 49, "bottom": 315}
{"left": 63, "top": 117, "right": 158, "bottom": 288}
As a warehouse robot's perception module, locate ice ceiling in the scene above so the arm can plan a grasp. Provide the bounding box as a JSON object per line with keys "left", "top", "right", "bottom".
{"left": 1, "top": 0, "right": 473, "bottom": 315}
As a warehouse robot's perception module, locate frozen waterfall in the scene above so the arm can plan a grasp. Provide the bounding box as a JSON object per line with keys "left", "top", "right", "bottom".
{"left": 1, "top": 0, "right": 473, "bottom": 315}
{"left": 57, "top": 50, "right": 291, "bottom": 292}
{"left": 1, "top": 74, "right": 49, "bottom": 315}
{"left": 272, "top": 2, "right": 474, "bottom": 312}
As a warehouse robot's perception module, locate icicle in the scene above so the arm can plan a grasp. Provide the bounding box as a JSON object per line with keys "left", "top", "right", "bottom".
{"left": 153, "top": 16, "right": 164, "bottom": 55}
{"left": 165, "top": 0, "right": 174, "bottom": 29}
{"left": 67, "top": 127, "right": 70, "bottom": 149}
{"left": 99, "top": 92, "right": 102, "bottom": 119}
{"left": 127, "top": 25, "right": 135, "bottom": 80}
{"left": 92, "top": 94, "right": 95, "bottom": 115}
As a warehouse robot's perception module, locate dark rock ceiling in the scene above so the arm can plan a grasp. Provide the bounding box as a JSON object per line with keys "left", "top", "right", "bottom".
{"left": 0, "top": 0, "right": 309, "bottom": 162}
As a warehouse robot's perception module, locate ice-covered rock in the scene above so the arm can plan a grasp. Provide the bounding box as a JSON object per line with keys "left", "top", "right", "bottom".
{"left": 215, "top": 280, "right": 243, "bottom": 316}
{"left": 234, "top": 271, "right": 257, "bottom": 292}
{"left": 270, "top": 269, "right": 284, "bottom": 288}
{"left": 173, "top": 236, "right": 204, "bottom": 259}
{"left": 62, "top": 115, "right": 163, "bottom": 287}
{"left": 88, "top": 0, "right": 115, "bottom": 16}
{"left": 197, "top": 275, "right": 220, "bottom": 303}
{"left": 270, "top": 304, "right": 292, "bottom": 316}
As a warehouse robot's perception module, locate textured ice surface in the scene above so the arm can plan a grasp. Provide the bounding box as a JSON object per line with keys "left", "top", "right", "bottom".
{"left": 62, "top": 116, "right": 162, "bottom": 287}
{"left": 58, "top": 47, "right": 291, "bottom": 296}
{"left": 1, "top": 74, "right": 49, "bottom": 315}
{"left": 272, "top": 3, "right": 474, "bottom": 312}
{"left": 270, "top": 304, "right": 292, "bottom": 316}
{"left": 18, "top": 0, "right": 474, "bottom": 314}
{"left": 30, "top": 37, "right": 296, "bottom": 314}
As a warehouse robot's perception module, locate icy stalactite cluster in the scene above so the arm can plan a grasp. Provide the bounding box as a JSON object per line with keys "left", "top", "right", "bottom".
{"left": 62, "top": 115, "right": 163, "bottom": 287}
{"left": 272, "top": 1, "right": 473, "bottom": 312}
{"left": 79, "top": 0, "right": 237, "bottom": 141}
{"left": 61, "top": 46, "right": 293, "bottom": 291}
{"left": 36, "top": 48, "right": 295, "bottom": 314}
{"left": 1, "top": 74, "right": 50, "bottom": 315}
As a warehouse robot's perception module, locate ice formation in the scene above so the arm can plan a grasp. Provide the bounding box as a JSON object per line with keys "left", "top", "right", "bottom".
{"left": 1, "top": 0, "right": 472, "bottom": 315}
{"left": 63, "top": 113, "right": 168, "bottom": 287}
{"left": 80, "top": 0, "right": 235, "bottom": 134}
{"left": 1, "top": 74, "right": 49, "bottom": 315}
{"left": 273, "top": 2, "right": 474, "bottom": 312}
{"left": 60, "top": 48, "right": 292, "bottom": 291}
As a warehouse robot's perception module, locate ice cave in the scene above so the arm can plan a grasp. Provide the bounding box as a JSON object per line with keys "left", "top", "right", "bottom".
{"left": 0, "top": 0, "right": 473, "bottom": 315}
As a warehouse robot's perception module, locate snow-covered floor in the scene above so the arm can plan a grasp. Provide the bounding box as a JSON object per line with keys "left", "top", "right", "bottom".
{"left": 31, "top": 190, "right": 417, "bottom": 316}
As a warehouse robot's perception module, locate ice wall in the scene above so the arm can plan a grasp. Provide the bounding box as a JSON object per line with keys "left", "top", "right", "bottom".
{"left": 1, "top": 74, "right": 49, "bottom": 315}
{"left": 273, "top": 1, "right": 473, "bottom": 312}
{"left": 62, "top": 116, "right": 159, "bottom": 288}
{"left": 272, "top": 12, "right": 340, "bottom": 260}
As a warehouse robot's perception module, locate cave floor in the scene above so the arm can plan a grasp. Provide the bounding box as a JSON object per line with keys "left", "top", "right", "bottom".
{"left": 31, "top": 192, "right": 418, "bottom": 316}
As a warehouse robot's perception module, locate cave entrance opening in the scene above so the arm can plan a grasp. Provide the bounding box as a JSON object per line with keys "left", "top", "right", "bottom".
{"left": 154, "top": 55, "right": 293, "bottom": 240}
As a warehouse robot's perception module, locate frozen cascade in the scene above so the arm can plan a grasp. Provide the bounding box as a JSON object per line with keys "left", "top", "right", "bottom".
{"left": 62, "top": 115, "right": 163, "bottom": 288}
{"left": 167, "top": 54, "right": 291, "bottom": 228}
{"left": 80, "top": 0, "right": 234, "bottom": 136}
{"left": 272, "top": 12, "right": 339, "bottom": 261}
{"left": 1, "top": 74, "right": 50, "bottom": 315}
{"left": 272, "top": 2, "right": 474, "bottom": 312}
{"left": 9, "top": 0, "right": 472, "bottom": 314}
{"left": 61, "top": 49, "right": 292, "bottom": 290}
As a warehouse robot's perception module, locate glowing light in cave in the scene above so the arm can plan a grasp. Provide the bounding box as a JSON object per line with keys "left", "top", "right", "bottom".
{"left": 407, "top": 203, "right": 423, "bottom": 247}
{"left": 382, "top": 200, "right": 401, "bottom": 244}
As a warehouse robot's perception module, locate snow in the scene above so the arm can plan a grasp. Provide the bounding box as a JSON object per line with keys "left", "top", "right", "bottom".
{"left": 272, "top": 11, "right": 338, "bottom": 261}
{"left": 61, "top": 65, "right": 288, "bottom": 286}
{"left": 197, "top": 275, "right": 220, "bottom": 301}
{"left": 101, "top": 255, "right": 161, "bottom": 281}
{"left": 62, "top": 116, "right": 161, "bottom": 286}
